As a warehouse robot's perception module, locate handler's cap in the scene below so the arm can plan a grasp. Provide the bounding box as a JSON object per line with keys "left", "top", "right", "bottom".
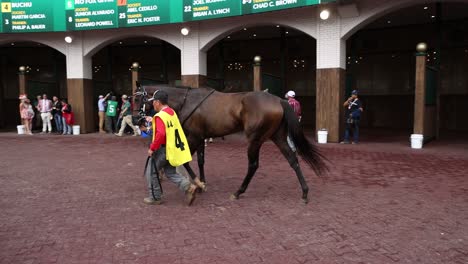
{"left": 148, "top": 90, "right": 168, "bottom": 102}
{"left": 286, "top": 90, "right": 296, "bottom": 98}
{"left": 98, "top": 95, "right": 104, "bottom": 99}
{"left": 122, "top": 94, "right": 128, "bottom": 99}
{"left": 351, "top": 90, "right": 358, "bottom": 95}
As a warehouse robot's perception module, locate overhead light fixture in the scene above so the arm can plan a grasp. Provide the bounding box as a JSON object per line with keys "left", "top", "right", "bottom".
{"left": 253, "top": 34, "right": 256, "bottom": 37}
{"left": 276, "top": 25, "right": 280, "bottom": 28}
{"left": 227, "top": 36, "right": 231, "bottom": 39}
{"left": 144, "top": 40, "right": 148, "bottom": 44}
{"left": 243, "top": 28, "right": 247, "bottom": 31}
{"left": 11, "top": 43, "right": 15, "bottom": 46}
{"left": 431, "top": 15, "right": 435, "bottom": 19}
{"left": 320, "top": 9, "right": 330, "bottom": 20}
{"left": 387, "top": 20, "right": 391, "bottom": 24}
{"left": 424, "top": 6, "right": 428, "bottom": 10}
{"left": 181, "top": 27, "right": 190, "bottom": 36}
{"left": 286, "top": 31, "right": 289, "bottom": 34}
{"left": 64, "top": 36, "right": 73, "bottom": 43}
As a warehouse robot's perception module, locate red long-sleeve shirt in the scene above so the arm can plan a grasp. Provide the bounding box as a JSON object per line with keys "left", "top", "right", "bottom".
{"left": 149, "top": 107, "right": 175, "bottom": 151}
{"left": 288, "top": 98, "right": 302, "bottom": 118}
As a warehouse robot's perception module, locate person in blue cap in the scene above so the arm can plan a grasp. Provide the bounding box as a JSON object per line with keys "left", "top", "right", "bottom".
{"left": 341, "top": 90, "right": 363, "bottom": 144}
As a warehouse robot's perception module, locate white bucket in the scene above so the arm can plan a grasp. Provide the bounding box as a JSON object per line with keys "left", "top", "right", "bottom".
{"left": 410, "top": 134, "right": 424, "bottom": 149}
{"left": 317, "top": 130, "right": 328, "bottom": 144}
{"left": 73, "top": 125, "right": 80, "bottom": 135}
{"left": 17, "top": 125, "right": 25, "bottom": 135}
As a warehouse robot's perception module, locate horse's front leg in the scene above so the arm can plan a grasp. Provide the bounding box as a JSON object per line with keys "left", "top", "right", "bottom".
{"left": 183, "top": 136, "right": 207, "bottom": 191}
{"left": 197, "top": 143, "right": 206, "bottom": 184}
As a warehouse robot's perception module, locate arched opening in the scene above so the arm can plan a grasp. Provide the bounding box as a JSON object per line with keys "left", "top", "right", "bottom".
{"left": 0, "top": 41, "right": 66, "bottom": 130}
{"left": 345, "top": 2, "right": 468, "bottom": 143}
{"left": 206, "top": 25, "right": 317, "bottom": 128}
{"left": 90, "top": 36, "right": 181, "bottom": 131}
{"left": 92, "top": 36, "right": 181, "bottom": 95}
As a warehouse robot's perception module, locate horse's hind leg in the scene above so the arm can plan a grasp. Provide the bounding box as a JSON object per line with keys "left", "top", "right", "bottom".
{"left": 231, "top": 141, "right": 262, "bottom": 200}
{"left": 272, "top": 133, "right": 309, "bottom": 204}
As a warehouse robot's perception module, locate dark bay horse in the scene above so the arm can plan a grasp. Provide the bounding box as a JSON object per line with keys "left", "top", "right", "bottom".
{"left": 136, "top": 84, "right": 327, "bottom": 203}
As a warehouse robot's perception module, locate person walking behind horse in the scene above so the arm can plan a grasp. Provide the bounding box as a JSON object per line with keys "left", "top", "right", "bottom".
{"left": 98, "top": 94, "right": 110, "bottom": 133}
{"left": 52, "top": 96, "right": 63, "bottom": 134}
{"left": 285, "top": 90, "right": 302, "bottom": 122}
{"left": 144, "top": 90, "right": 199, "bottom": 206}
{"left": 285, "top": 90, "right": 302, "bottom": 152}
{"left": 19, "top": 96, "right": 34, "bottom": 135}
{"left": 341, "top": 90, "right": 363, "bottom": 144}
{"left": 115, "top": 95, "right": 139, "bottom": 137}
{"left": 106, "top": 95, "right": 118, "bottom": 133}
{"left": 37, "top": 94, "right": 53, "bottom": 134}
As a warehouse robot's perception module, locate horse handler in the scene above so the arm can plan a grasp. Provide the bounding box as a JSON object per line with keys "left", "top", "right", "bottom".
{"left": 144, "top": 90, "right": 199, "bottom": 206}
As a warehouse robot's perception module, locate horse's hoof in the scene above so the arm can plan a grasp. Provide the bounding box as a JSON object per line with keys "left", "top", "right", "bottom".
{"left": 302, "top": 198, "right": 309, "bottom": 204}
{"left": 230, "top": 194, "right": 239, "bottom": 201}
{"left": 194, "top": 179, "right": 207, "bottom": 192}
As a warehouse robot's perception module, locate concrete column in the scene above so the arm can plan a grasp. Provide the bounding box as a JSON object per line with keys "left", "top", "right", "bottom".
{"left": 253, "top": 56, "right": 262, "bottom": 91}
{"left": 316, "top": 11, "right": 346, "bottom": 143}
{"left": 66, "top": 35, "right": 94, "bottom": 133}
{"left": 414, "top": 43, "right": 427, "bottom": 135}
{"left": 181, "top": 24, "right": 207, "bottom": 88}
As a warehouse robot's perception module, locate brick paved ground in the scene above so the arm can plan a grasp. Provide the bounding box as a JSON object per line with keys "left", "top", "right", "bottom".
{"left": 0, "top": 132, "right": 467, "bottom": 264}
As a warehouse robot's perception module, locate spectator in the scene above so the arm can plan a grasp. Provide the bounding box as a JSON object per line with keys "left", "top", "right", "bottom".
{"left": 115, "top": 94, "right": 139, "bottom": 137}
{"left": 105, "top": 95, "right": 118, "bottom": 133}
{"left": 19, "top": 95, "right": 34, "bottom": 135}
{"left": 33, "top": 95, "right": 42, "bottom": 131}
{"left": 52, "top": 96, "right": 63, "bottom": 134}
{"left": 341, "top": 90, "right": 364, "bottom": 144}
{"left": 61, "top": 99, "right": 74, "bottom": 135}
{"left": 37, "top": 94, "right": 53, "bottom": 134}
{"left": 98, "top": 94, "right": 110, "bottom": 133}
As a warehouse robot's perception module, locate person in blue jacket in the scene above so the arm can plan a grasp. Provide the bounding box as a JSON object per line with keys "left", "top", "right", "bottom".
{"left": 341, "top": 90, "right": 363, "bottom": 144}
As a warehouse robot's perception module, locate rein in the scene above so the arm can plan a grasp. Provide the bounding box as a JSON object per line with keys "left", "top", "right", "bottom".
{"left": 135, "top": 84, "right": 215, "bottom": 126}
{"left": 178, "top": 87, "right": 191, "bottom": 114}
{"left": 180, "top": 88, "right": 215, "bottom": 126}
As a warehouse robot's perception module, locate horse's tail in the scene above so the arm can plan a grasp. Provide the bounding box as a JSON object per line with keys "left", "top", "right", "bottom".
{"left": 280, "top": 100, "right": 328, "bottom": 176}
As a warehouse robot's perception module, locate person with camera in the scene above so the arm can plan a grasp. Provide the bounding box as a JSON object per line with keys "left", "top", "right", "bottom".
{"left": 97, "top": 93, "right": 110, "bottom": 133}
{"left": 341, "top": 90, "right": 363, "bottom": 144}
{"left": 115, "top": 94, "right": 139, "bottom": 137}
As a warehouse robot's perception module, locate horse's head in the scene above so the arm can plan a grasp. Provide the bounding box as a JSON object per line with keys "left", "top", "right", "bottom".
{"left": 139, "top": 84, "right": 191, "bottom": 113}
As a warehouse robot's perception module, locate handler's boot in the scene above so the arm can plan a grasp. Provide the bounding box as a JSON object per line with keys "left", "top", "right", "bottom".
{"left": 185, "top": 184, "right": 198, "bottom": 206}
{"left": 143, "top": 197, "right": 162, "bottom": 205}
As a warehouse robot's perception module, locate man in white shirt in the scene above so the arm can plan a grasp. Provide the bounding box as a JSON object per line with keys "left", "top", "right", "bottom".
{"left": 36, "top": 94, "right": 53, "bottom": 134}
{"left": 97, "top": 94, "right": 110, "bottom": 133}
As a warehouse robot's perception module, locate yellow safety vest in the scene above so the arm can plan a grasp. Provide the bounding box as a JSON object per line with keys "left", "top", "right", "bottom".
{"left": 153, "top": 109, "right": 192, "bottom": 167}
